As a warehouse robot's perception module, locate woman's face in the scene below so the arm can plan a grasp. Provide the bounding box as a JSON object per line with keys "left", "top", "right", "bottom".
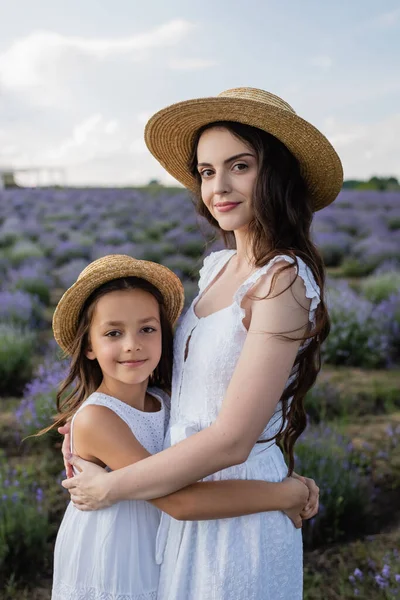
{"left": 196, "top": 126, "right": 258, "bottom": 232}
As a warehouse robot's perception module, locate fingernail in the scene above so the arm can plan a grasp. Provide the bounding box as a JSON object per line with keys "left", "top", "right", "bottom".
{"left": 65, "top": 453, "right": 72, "bottom": 461}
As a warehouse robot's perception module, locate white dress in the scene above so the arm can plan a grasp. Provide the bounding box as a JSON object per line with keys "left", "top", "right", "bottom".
{"left": 156, "top": 250, "right": 321, "bottom": 600}
{"left": 52, "top": 388, "right": 169, "bottom": 600}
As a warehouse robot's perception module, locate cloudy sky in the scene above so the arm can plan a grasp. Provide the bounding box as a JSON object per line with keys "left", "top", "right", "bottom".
{"left": 0, "top": 0, "right": 399, "bottom": 186}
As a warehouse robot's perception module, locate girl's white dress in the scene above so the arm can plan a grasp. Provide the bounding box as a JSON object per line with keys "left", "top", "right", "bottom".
{"left": 52, "top": 388, "right": 169, "bottom": 600}
{"left": 156, "top": 250, "right": 321, "bottom": 600}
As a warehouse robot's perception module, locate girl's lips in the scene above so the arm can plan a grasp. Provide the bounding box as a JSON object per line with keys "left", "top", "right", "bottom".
{"left": 215, "top": 202, "right": 240, "bottom": 213}
{"left": 119, "top": 360, "right": 147, "bottom": 367}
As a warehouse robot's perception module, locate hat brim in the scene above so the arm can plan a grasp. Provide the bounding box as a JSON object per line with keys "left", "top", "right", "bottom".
{"left": 52, "top": 256, "right": 185, "bottom": 355}
{"left": 145, "top": 96, "right": 343, "bottom": 211}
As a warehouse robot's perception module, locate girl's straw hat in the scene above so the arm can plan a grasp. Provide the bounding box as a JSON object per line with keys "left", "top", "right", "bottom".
{"left": 53, "top": 254, "right": 185, "bottom": 355}
{"left": 145, "top": 87, "right": 343, "bottom": 211}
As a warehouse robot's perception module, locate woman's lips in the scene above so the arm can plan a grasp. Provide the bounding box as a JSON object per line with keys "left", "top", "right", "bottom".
{"left": 215, "top": 202, "right": 240, "bottom": 213}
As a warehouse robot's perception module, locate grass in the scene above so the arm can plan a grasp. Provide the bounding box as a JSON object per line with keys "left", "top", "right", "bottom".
{"left": 304, "top": 526, "right": 400, "bottom": 599}
{"left": 316, "top": 366, "right": 400, "bottom": 419}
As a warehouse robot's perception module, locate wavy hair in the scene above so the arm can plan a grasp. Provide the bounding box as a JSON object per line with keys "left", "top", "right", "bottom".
{"left": 37, "top": 277, "right": 173, "bottom": 437}
{"left": 189, "top": 121, "right": 330, "bottom": 474}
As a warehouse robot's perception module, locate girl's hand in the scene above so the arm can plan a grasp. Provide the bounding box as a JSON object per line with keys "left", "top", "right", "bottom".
{"left": 281, "top": 477, "right": 309, "bottom": 529}
{"left": 292, "top": 472, "right": 320, "bottom": 520}
{"left": 61, "top": 455, "right": 113, "bottom": 511}
{"left": 58, "top": 422, "right": 73, "bottom": 479}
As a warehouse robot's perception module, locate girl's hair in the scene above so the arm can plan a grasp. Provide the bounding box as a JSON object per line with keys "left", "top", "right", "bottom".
{"left": 189, "top": 121, "right": 330, "bottom": 475}
{"left": 38, "top": 277, "right": 173, "bottom": 436}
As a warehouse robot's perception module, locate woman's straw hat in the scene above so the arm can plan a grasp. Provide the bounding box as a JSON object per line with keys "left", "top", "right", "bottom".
{"left": 145, "top": 87, "right": 343, "bottom": 211}
{"left": 53, "top": 255, "right": 185, "bottom": 355}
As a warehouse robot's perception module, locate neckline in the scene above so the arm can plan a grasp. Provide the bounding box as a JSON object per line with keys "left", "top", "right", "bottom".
{"left": 90, "top": 389, "right": 165, "bottom": 415}
{"left": 192, "top": 250, "right": 259, "bottom": 321}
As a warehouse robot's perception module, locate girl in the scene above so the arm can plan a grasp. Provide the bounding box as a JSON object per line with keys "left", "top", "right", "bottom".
{"left": 62, "top": 88, "right": 342, "bottom": 599}
{"left": 49, "top": 253, "right": 309, "bottom": 600}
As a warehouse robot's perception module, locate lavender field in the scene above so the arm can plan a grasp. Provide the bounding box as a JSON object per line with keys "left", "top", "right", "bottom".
{"left": 1, "top": 186, "right": 400, "bottom": 599}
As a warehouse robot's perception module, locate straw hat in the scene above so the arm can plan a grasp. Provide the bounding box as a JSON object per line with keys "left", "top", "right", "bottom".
{"left": 53, "top": 254, "right": 185, "bottom": 355}
{"left": 145, "top": 87, "right": 343, "bottom": 211}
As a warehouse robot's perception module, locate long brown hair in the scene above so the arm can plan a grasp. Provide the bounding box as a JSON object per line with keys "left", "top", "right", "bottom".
{"left": 190, "top": 121, "right": 330, "bottom": 474}
{"left": 38, "top": 277, "right": 173, "bottom": 436}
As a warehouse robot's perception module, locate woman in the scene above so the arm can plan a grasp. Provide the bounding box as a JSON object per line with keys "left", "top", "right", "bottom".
{"left": 62, "top": 87, "right": 343, "bottom": 599}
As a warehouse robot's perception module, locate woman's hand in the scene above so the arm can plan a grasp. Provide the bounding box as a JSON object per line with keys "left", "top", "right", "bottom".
{"left": 292, "top": 472, "right": 320, "bottom": 520}
{"left": 61, "top": 455, "right": 113, "bottom": 511}
{"left": 58, "top": 422, "right": 73, "bottom": 478}
{"left": 281, "top": 477, "right": 309, "bottom": 529}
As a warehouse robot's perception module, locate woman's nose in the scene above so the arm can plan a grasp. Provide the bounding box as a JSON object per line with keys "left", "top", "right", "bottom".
{"left": 213, "top": 170, "right": 231, "bottom": 195}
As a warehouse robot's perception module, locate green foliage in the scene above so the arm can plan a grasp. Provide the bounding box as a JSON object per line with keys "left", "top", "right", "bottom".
{"left": 6, "top": 241, "right": 44, "bottom": 266}
{"left": 361, "top": 272, "right": 400, "bottom": 304}
{"left": 0, "top": 326, "right": 36, "bottom": 395}
{"left": 14, "top": 278, "right": 51, "bottom": 306}
{"left": 387, "top": 216, "right": 400, "bottom": 231}
{"left": 296, "top": 426, "right": 370, "bottom": 549}
{"left": 0, "top": 451, "right": 54, "bottom": 586}
{"left": 341, "top": 258, "right": 374, "bottom": 277}
{"left": 343, "top": 177, "right": 400, "bottom": 191}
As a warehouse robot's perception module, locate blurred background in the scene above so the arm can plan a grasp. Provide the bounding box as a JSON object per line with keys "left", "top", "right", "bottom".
{"left": 0, "top": 1, "right": 399, "bottom": 598}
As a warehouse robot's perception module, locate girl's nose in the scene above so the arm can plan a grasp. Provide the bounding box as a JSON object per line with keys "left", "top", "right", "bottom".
{"left": 124, "top": 335, "right": 141, "bottom": 352}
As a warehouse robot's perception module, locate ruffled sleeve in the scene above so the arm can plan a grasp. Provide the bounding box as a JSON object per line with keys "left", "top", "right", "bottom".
{"left": 198, "top": 249, "right": 236, "bottom": 293}
{"left": 233, "top": 254, "right": 321, "bottom": 325}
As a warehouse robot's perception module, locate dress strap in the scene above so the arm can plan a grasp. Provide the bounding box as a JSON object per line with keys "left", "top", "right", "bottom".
{"left": 233, "top": 254, "right": 321, "bottom": 324}
{"left": 198, "top": 249, "right": 236, "bottom": 293}
{"left": 70, "top": 393, "right": 134, "bottom": 455}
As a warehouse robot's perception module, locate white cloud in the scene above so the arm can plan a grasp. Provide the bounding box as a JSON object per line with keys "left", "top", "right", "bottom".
{"left": 323, "top": 113, "right": 400, "bottom": 179}
{"left": 137, "top": 111, "right": 155, "bottom": 125}
{"left": 39, "top": 113, "right": 125, "bottom": 164}
{"left": 168, "top": 58, "right": 218, "bottom": 70}
{"left": 129, "top": 138, "right": 148, "bottom": 155}
{"left": 310, "top": 55, "right": 333, "bottom": 69}
{"left": 375, "top": 8, "right": 400, "bottom": 28}
{"left": 0, "top": 20, "right": 196, "bottom": 105}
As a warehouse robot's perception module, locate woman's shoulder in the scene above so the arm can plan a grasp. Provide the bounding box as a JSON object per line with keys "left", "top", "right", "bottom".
{"left": 199, "top": 249, "right": 235, "bottom": 291}
{"left": 236, "top": 253, "right": 321, "bottom": 322}
{"left": 147, "top": 387, "right": 171, "bottom": 411}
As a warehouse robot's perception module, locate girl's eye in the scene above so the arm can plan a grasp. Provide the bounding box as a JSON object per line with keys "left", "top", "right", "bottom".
{"left": 105, "top": 330, "right": 121, "bottom": 337}
{"left": 142, "top": 327, "right": 156, "bottom": 334}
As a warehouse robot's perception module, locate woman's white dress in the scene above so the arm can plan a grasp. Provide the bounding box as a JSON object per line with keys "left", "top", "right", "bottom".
{"left": 52, "top": 388, "right": 169, "bottom": 600}
{"left": 156, "top": 250, "right": 321, "bottom": 600}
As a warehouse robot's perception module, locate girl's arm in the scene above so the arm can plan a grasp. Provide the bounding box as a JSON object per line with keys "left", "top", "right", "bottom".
{"left": 65, "top": 264, "right": 312, "bottom": 505}
{"left": 72, "top": 404, "right": 308, "bottom": 525}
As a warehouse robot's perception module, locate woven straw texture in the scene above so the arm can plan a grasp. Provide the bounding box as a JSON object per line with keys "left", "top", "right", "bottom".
{"left": 52, "top": 255, "right": 184, "bottom": 355}
{"left": 145, "top": 87, "right": 343, "bottom": 211}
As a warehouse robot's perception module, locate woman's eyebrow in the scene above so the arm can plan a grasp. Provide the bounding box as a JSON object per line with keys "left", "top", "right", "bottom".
{"left": 197, "top": 152, "right": 255, "bottom": 167}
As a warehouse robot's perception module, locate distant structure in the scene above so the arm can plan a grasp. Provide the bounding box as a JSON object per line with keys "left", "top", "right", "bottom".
{"left": 0, "top": 166, "right": 66, "bottom": 188}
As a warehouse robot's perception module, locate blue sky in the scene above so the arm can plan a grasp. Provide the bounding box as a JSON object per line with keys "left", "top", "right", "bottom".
{"left": 0, "top": 0, "right": 399, "bottom": 186}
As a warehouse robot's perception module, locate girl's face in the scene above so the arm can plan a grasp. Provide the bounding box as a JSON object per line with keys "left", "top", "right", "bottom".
{"left": 196, "top": 127, "right": 258, "bottom": 232}
{"left": 86, "top": 288, "right": 162, "bottom": 389}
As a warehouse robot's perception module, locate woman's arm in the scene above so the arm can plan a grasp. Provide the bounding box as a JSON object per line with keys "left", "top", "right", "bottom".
{"left": 71, "top": 404, "right": 308, "bottom": 526}
{"left": 64, "top": 265, "right": 312, "bottom": 504}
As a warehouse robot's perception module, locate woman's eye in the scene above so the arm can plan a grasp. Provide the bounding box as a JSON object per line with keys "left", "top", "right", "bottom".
{"left": 142, "top": 327, "right": 156, "bottom": 334}
{"left": 233, "top": 163, "right": 248, "bottom": 172}
{"left": 199, "top": 169, "right": 214, "bottom": 178}
{"left": 105, "top": 330, "right": 121, "bottom": 337}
